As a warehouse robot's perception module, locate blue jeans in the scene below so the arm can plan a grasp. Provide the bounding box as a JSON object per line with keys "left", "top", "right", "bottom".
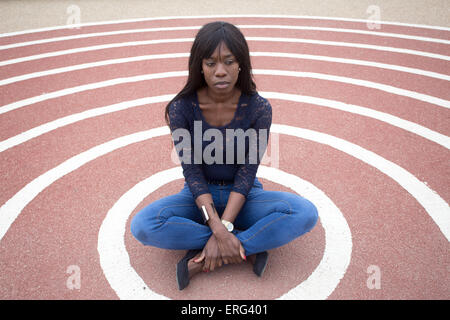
{"left": 130, "top": 177, "right": 318, "bottom": 256}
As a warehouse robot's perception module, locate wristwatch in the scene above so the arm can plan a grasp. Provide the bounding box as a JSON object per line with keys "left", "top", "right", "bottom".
{"left": 221, "top": 219, "right": 234, "bottom": 232}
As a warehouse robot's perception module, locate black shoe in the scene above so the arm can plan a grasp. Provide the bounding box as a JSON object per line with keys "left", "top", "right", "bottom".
{"left": 253, "top": 251, "right": 268, "bottom": 277}
{"left": 176, "top": 249, "right": 202, "bottom": 290}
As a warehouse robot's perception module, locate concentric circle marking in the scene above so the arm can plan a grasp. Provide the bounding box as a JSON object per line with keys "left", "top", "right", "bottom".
{"left": 2, "top": 89, "right": 448, "bottom": 154}
{"left": 2, "top": 35, "right": 448, "bottom": 68}
{"left": 2, "top": 68, "right": 448, "bottom": 117}
{"left": 2, "top": 14, "right": 447, "bottom": 40}
{"left": 97, "top": 165, "right": 352, "bottom": 300}
{"left": 2, "top": 24, "right": 448, "bottom": 51}
{"left": 1, "top": 14, "right": 448, "bottom": 300}
{"left": 0, "top": 125, "right": 447, "bottom": 252}
{"left": 2, "top": 51, "right": 448, "bottom": 87}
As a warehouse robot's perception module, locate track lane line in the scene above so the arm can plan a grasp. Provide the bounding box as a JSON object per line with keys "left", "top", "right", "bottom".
{"left": 98, "top": 166, "right": 352, "bottom": 300}
{"left": 1, "top": 14, "right": 448, "bottom": 40}
{"left": 1, "top": 69, "right": 448, "bottom": 119}
{"left": 1, "top": 36, "right": 448, "bottom": 67}
{"left": 1, "top": 125, "right": 447, "bottom": 249}
{"left": 253, "top": 69, "right": 450, "bottom": 109}
{"left": 1, "top": 51, "right": 449, "bottom": 87}
{"left": 2, "top": 24, "right": 448, "bottom": 50}
{"left": 1, "top": 90, "right": 449, "bottom": 155}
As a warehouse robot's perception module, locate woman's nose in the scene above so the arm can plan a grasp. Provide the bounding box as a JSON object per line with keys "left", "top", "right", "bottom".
{"left": 214, "top": 63, "right": 227, "bottom": 76}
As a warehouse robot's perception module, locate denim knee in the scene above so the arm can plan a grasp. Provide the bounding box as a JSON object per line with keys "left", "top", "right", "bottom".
{"left": 287, "top": 196, "right": 318, "bottom": 236}
{"left": 130, "top": 212, "right": 147, "bottom": 245}
{"left": 300, "top": 198, "right": 319, "bottom": 232}
{"left": 130, "top": 208, "right": 160, "bottom": 246}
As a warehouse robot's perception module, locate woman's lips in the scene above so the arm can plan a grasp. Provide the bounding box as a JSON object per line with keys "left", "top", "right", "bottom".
{"left": 214, "top": 82, "right": 230, "bottom": 88}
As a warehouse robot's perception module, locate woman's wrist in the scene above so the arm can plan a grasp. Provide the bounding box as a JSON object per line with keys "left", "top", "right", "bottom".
{"left": 208, "top": 217, "right": 228, "bottom": 237}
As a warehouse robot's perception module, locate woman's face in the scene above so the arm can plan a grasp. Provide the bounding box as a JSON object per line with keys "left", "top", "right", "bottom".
{"left": 201, "top": 41, "right": 240, "bottom": 94}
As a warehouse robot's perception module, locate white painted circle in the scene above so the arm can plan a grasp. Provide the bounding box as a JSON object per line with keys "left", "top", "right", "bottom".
{"left": 1, "top": 125, "right": 447, "bottom": 244}
{"left": 97, "top": 165, "right": 352, "bottom": 300}
{"left": 1, "top": 125, "right": 447, "bottom": 299}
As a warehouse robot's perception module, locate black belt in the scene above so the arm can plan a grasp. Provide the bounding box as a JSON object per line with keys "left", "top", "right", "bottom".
{"left": 206, "top": 179, "right": 233, "bottom": 186}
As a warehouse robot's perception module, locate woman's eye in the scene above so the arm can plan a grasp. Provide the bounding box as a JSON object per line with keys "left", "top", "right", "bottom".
{"left": 205, "top": 60, "right": 234, "bottom": 67}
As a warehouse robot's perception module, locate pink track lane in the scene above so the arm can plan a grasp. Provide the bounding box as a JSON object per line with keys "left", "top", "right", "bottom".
{"left": 0, "top": 111, "right": 448, "bottom": 299}
{"left": 0, "top": 17, "right": 449, "bottom": 300}
{"left": 0, "top": 74, "right": 449, "bottom": 222}
{"left": 1, "top": 32, "right": 448, "bottom": 84}
{"left": 0, "top": 32, "right": 449, "bottom": 136}
{"left": 0, "top": 54, "right": 449, "bottom": 137}
{"left": 2, "top": 25, "right": 449, "bottom": 63}
{"left": 0, "top": 126, "right": 447, "bottom": 299}
{"left": 0, "top": 60, "right": 448, "bottom": 148}
{"left": 1, "top": 16, "right": 449, "bottom": 46}
{"left": 1, "top": 23, "right": 449, "bottom": 72}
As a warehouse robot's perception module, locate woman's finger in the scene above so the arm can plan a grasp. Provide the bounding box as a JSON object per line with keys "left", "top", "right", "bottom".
{"left": 209, "top": 257, "right": 216, "bottom": 272}
{"left": 240, "top": 245, "right": 246, "bottom": 261}
{"left": 204, "top": 254, "right": 211, "bottom": 272}
{"left": 216, "top": 257, "right": 223, "bottom": 268}
{"left": 194, "top": 251, "right": 205, "bottom": 263}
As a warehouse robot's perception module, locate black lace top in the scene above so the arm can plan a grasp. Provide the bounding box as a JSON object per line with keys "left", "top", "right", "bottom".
{"left": 168, "top": 90, "right": 272, "bottom": 199}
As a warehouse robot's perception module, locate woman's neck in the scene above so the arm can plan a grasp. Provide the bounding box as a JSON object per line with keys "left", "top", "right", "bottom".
{"left": 204, "top": 86, "right": 239, "bottom": 104}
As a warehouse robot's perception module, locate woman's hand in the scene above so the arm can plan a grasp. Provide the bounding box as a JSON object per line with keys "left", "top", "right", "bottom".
{"left": 194, "top": 234, "right": 223, "bottom": 272}
{"left": 215, "top": 229, "right": 246, "bottom": 265}
{"left": 194, "top": 231, "right": 246, "bottom": 271}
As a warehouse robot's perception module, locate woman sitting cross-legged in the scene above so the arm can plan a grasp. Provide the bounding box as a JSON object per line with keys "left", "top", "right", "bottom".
{"left": 130, "top": 21, "right": 318, "bottom": 290}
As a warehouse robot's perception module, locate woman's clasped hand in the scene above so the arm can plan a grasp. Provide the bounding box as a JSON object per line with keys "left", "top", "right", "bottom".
{"left": 194, "top": 230, "right": 246, "bottom": 272}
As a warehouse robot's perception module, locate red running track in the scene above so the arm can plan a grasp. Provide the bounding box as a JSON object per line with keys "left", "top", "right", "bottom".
{"left": 0, "top": 16, "right": 448, "bottom": 300}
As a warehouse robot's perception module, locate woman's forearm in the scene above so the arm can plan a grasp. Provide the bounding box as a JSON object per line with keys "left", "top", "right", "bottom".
{"left": 195, "top": 193, "right": 227, "bottom": 236}
{"left": 221, "top": 191, "right": 246, "bottom": 224}
{"left": 195, "top": 191, "right": 246, "bottom": 235}
{"left": 196, "top": 191, "right": 247, "bottom": 266}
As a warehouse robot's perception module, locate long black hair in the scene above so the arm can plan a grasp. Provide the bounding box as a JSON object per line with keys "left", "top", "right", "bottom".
{"left": 164, "top": 21, "right": 257, "bottom": 127}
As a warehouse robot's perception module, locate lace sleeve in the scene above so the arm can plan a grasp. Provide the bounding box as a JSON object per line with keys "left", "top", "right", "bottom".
{"left": 168, "top": 99, "right": 210, "bottom": 199}
{"left": 231, "top": 95, "right": 272, "bottom": 198}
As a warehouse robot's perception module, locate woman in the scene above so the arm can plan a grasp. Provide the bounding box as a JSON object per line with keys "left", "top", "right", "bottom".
{"left": 130, "top": 21, "right": 318, "bottom": 290}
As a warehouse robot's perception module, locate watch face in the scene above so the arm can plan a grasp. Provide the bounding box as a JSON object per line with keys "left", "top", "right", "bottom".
{"left": 222, "top": 220, "right": 234, "bottom": 232}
